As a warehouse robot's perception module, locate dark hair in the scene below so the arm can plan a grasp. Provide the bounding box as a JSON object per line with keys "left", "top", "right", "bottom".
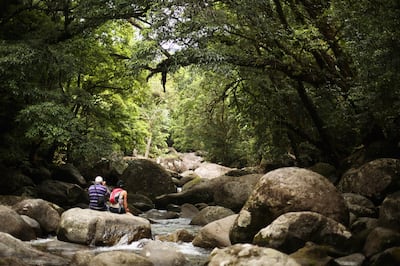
{"left": 117, "top": 180, "right": 125, "bottom": 188}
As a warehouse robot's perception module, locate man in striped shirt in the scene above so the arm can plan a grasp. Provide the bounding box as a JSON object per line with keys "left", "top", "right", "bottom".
{"left": 88, "top": 176, "right": 109, "bottom": 211}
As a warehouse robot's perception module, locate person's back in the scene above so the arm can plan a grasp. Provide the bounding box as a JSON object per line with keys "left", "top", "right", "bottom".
{"left": 88, "top": 176, "right": 109, "bottom": 211}
{"left": 109, "top": 180, "right": 130, "bottom": 214}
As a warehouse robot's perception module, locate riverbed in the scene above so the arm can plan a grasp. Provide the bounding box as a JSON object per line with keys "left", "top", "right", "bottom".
{"left": 29, "top": 217, "right": 212, "bottom": 265}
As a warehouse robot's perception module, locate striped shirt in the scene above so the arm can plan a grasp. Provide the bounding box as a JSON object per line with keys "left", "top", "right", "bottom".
{"left": 88, "top": 184, "right": 109, "bottom": 210}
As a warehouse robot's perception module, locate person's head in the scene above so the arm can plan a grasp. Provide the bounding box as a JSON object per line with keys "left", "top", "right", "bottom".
{"left": 95, "top": 176, "right": 103, "bottom": 184}
{"left": 116, "top": 180, "right": 125, "bottom": 188}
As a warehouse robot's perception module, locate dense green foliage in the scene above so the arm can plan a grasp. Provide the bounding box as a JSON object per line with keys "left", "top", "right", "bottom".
{"left": 0, "top": 0, "right": 399, "bottom": 169}
{"left": 146, "top": 0, "right": 400, "bottom": 167}
{"left": 0, "top": 0, "right": 157, "bottom": 167}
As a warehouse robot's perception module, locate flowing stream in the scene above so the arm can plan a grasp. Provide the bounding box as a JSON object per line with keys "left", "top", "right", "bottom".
{"left": 29, "top": 217, "right": 212, "bottom": 265}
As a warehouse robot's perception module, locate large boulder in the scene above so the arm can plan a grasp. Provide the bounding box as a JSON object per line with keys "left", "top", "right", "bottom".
{"left": 230, "top": 167, "right": 349, "bottom": 243}
{"left": 12, "top": 198, "right": 60, "bottom": 234}
{"left": 80, "top": 155, "right": 131, "bottom": 185}
{"left": 0, "top": 166, "right": 35, "bottom": 195}
{"left": 0, "top": 205, "right": 36, "bottom": 241}
{"left": 207, "top": 243, "right": 301, "bottom": 266}
{"left": 253, "top": 211, "right": 353, "bottom": 253}
{"left": 57, "top": 208, "right": 151, "bottom": 246}
{"left": 37, "top": 180, "right": 88, "bottom": 208}
{"left": 192, "top": 214, "right": 238, "bottom": 249}
{"left": 0, "top": 232, "right": 69, "bottom": 265}
{"left": 194, "top": 162, "right": 233, "bottom": 179}
{"left": 213, "top": 180, "right": 254, "bottom": 212}
{"left": 337, "top": 158, "right": 400, "bottom": 203}
{"left": 51, "top": 163, "right": 87, "bottom": 186}
{"left": 155, "top": 174, "right": 262, "bottom": 209}
{"left": 121, "top": 159, "right": 176, "bottom": 200}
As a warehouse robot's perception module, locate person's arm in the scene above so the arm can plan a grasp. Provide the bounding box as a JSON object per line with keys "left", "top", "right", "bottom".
{"left": 122, "top": 190, "right": 129, "bottom": 213}
{"left": 102, "top": 182, "right": 110, "bottom": 198}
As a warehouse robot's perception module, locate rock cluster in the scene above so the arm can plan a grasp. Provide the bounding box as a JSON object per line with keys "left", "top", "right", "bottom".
{"left": 0, "top": 156, "right": 399, "bottom": 265}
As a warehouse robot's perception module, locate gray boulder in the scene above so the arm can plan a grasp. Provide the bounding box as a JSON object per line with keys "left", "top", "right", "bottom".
{"left": 121, "top": 159, "right": 176, "bottom": 200}
{"left": 192, "top": 214, "right": 237, "bottom": 249}
{"left": 190, "top": 206, "right": 235, "bottom": 226}
{"left": 180, "top": 203, "right": 200, "bottom": 219}
{"left": 37, "top": 179, "right": 88, "bottom": 208}
{"left": 194, "top": 162, "right": 233, "bottom": 179}
{"left": 337, "top": 158, "right": 400, "bottom": 203}
{"left": 253, "top": 211, "right": 352, "bottom": 253}
{"left": 57, "top": 208, "right": 151, "bottom": 246}
{"left": 0, "top": 205, "right": 36, "bottom": 241}
{"left": 208, "top": 243, "right": 301, "bottom": 266}
{"left": 213, "top": 180, "right": 254, "bottom": 212}
{"left": 13, "top": 198, "right": 60, "bottom": 234}
{"left": 342, "top": 193, "right": 377, "bottom": 218}
{"left": 88, "top": 251, "right": 152, "bottom": 266}
{"left": 52, "top": 163, "right": 87, "bottom": 186}
{"left": 0, "top": 232, "right": 69, "bottom": 265}
{"left": 230, "top": 167, "right": 349, "bottom": 243}
{"left": 20, "top": 215, "right": 42, "bottom": 237}
{"left": 155, "top": 174, "right": 262, "bottom": 209}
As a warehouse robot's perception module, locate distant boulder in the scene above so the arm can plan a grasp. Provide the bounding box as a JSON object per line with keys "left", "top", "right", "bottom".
{"left": 155, "top": 174, "right": 262, "bottom": 210}
{"left": 0, "top": 166, "right": 34, "bottom": 195}
{"left": 51, "top": 163, "right": 86, "bottom": 186}
{"left": 194, "top": 162, "right": 233, "bottom": 179}
{"left": 337, "top": 158, "right": 400, "bottom": 203}
{"left": 121, "top": 159, "right": 176, "bottom": 200}
{"left": 37, "top": 180, "right": 88, "bottom": 209}
{"left": 190, "top": 206, "right": 235, "bottom": 226}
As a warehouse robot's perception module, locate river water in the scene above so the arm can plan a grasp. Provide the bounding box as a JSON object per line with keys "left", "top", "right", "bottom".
{"left": 29, "top": 217, "right": 212, "bottom": 265}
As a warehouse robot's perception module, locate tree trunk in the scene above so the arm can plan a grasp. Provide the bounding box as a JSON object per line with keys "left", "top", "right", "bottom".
{"left": 295, "top": 81, "right": 339, "bottom": 165}
{"left": 144, "top": 134, "right": 152, "bottom": 158}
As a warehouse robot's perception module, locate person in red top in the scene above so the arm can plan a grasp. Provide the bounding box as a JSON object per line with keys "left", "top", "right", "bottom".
{"left": 109, "top": 180, "right": 130, "bottom": 214}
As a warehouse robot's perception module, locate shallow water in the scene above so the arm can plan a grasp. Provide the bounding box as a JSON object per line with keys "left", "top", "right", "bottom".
{"left": 29, "top": 217, "right": 211, "bottom": 265}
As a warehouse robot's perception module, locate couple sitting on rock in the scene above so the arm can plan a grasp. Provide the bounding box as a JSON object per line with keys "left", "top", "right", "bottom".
{"left": 88, "top": 176, "right": 130, "bottom": 214}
